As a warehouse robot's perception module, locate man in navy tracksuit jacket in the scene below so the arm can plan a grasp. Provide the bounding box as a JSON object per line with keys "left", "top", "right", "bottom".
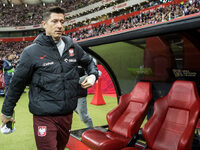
{"left": 1, "top": 6, "right": 98, "bottom": 150}
{"left": 3, "top": 54, "right": 14, "bottom": 93}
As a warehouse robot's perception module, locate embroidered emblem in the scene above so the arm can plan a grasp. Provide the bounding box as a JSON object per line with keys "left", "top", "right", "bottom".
{"left": 40, "top": 55, "right": 47, "bottom": 59}
{"left": 69, "top": 48, "right": 74, "bottom": 56}
{"left": 38, "top": 126, "right": 47, "bottom": 137}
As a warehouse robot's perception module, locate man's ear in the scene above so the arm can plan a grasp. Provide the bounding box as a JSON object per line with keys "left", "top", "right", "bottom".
{"left": 42, "top": 21, "right": 46, "bottom": 29}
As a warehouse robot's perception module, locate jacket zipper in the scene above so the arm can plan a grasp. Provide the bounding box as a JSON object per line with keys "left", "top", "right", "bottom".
{"left": 56, "top": 45, "right": 66, "bottom": 107}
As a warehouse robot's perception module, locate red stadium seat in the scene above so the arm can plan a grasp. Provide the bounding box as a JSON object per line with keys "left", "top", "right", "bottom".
{"left": 122, "top": 80, "right": 200, "bottom": 150}
{"left": 82, "top": 82, "right": 152, "bottom": 150}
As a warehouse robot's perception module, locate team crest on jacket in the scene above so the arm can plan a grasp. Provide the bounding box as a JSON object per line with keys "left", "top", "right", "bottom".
{"left": 69, "top": 48, "right": 74, "bottom": 56}
{"left": 38, "top": 126, "right": 47, "bottom": 136}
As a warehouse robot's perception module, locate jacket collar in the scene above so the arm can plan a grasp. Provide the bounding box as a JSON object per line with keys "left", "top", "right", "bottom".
{"left": 33, "top": 32, "right": 74, "bottom": 49}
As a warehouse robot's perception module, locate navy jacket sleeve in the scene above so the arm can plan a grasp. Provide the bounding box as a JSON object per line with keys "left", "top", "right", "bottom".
{"left": 3, "top": 60, "right": 13, "bottom": 71}
{"left": 75, "top": 43, "right": 99, "bottom": 80}
{"left": 1, "top": 49, "right": 34, "bottom": 116}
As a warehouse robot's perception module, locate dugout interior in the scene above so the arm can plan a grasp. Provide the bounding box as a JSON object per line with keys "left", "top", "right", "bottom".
{"left": 68, "top": 13, "right": 200, "bottom": 149}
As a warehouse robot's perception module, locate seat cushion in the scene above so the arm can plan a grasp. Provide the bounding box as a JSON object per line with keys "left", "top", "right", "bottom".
{"left": 152, "top": 108, "right": 189, "bottom": 150}
{"left": 82, "top": 129, "right": 129, "bottom": 150}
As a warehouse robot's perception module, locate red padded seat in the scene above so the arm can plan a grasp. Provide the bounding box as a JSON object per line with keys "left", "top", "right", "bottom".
{"left": 124, "top": 80, "right": 200, "bottom": 150}
{"left": 122, "top": 81, "right": 200, "bottom": 150}
{"left": 143, "top": 81, "right": 200, "bottom": 150}
{"left": 82, "top": 82, "right": 152, "bottom": 150}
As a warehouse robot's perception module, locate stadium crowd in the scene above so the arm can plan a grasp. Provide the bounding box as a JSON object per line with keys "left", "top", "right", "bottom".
{"left": 0, "top": 41, "right": 31, "bottom": 64}
{"left": 0, "top": 0, "right": 199, "bottom": 61}
{"left": 68, "top": 1, "right": 199, "bottom": 40}
{"left": 0, "top": 0, "right": 101, "bottom": 27}
{"left": 0, "top": 0, "right": 177, "bottom": 28}
{"left": 0, "top": 0, "right": 171, "bottom": 27}
{"left": 65, "top": 0, "right": 166, "bottom": 21}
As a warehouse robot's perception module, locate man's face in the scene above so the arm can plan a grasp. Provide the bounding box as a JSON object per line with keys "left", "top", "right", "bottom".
{"left": 8, "top": 54, "right": 14, "bottom": 61}
{"left": 42, "top": 13, "right": 65, "bottom": 42}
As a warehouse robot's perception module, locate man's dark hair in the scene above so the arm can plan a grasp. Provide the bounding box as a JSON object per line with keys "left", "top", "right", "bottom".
{"left": 43, "top": 6, "right": 65, "bottom": 21}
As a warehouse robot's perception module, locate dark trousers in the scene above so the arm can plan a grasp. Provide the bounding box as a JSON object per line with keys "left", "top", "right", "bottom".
{"left": 33, "top": 114, "right": 73, "bottom": 150}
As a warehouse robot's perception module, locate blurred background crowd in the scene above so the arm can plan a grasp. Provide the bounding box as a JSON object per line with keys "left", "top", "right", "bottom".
{"left": 0, "top": 0, "right": 199, "bottom": 62}
{"left": 0, "top": 0, "right": 101, "bottom": 27}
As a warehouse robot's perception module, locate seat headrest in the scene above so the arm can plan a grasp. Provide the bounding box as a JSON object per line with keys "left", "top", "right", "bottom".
{"left": 131, "top": 82, "right": 152, "bottom": 103}
{"left": 168, "top": 80, "right": 199, "bottom": 109}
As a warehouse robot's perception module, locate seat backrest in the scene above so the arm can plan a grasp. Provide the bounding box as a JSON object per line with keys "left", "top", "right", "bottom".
{"left": 167, "top": 80, "right": 199, "bottom": 109}
{"left": 130, "top": 82, "right": 152, "bottom": 103}
{"left": 143, "top": 80, "right": 200, "bottom": 150}
{"left": 109, "top": 82, "right": 152, "bottom": 138}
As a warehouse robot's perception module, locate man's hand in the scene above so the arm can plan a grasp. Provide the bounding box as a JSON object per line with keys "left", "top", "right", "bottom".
{"left": 1, "top": 114, "right": 15, "bottom": 128}
{"left": 81, "top": 74, "right": 96, "bottom": 89}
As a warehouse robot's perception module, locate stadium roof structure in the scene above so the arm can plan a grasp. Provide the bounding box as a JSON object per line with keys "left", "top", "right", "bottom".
{"left": 0, "top": 0, "right": 57, "bottom": 5}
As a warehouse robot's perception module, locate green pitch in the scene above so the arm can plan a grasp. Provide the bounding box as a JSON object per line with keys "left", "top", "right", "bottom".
{"left": 0, "top": 40, "right": 147, "bottom": 150}
{"left": 0, "top": 91, "right": 117, "bottom": 150}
